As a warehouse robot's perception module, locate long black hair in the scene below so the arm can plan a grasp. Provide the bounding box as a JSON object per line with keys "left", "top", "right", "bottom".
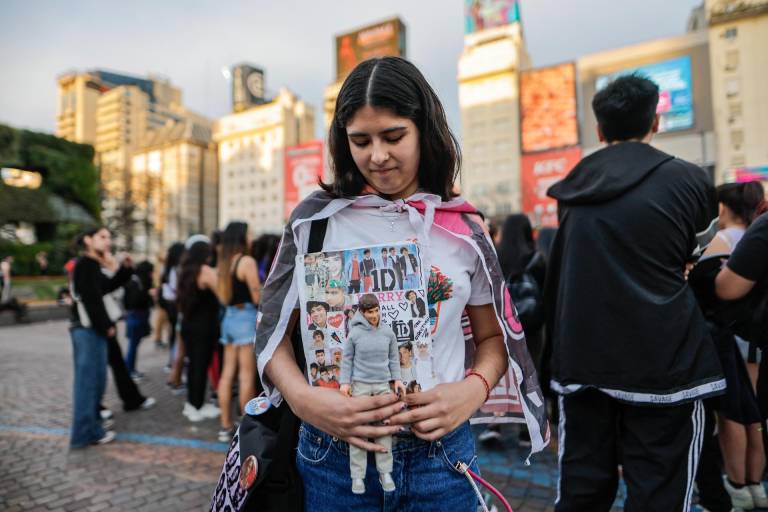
{"left": 161, "top": 242, "right": 185, "bottom": 284}
{"left": 177, "top": 241, "right": 211, "bottom": 315}
{"left": 74, "top": 226, "right": 108, "bottom": 252}
{"left": 324, "top": 56, "right": 460, "bottom": 201}
{"left": 717, "top": 182, "right": 766, "bottom": 227}
{"left": 497, "top": 214, "right": 535, "bottom": 280}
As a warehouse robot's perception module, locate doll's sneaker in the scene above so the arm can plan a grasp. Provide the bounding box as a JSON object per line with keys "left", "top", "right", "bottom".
{"left": 749, "top": 482, "right": 768, "bottom": 508}
{"left": 380, "top": 472, "right": 395, "bottom": 492}
{"left": 351, "top": 478, "right": 365, "bottom": 494}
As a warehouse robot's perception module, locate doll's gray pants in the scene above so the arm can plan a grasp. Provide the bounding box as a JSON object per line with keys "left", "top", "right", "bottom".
{"left": 349, "top": 381, "right": 394, "bottom": 478}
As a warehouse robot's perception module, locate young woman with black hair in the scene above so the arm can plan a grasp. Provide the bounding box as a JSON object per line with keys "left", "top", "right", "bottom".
{"left": 159, "top": 242, "right": 185, "bottom": 390}
{"left": 701, "top": 181, "right": 768, "bottom": 509}
{"left": 177, "top": 238, "right": 221, "bottom": 422}
{"left": 213, "top": 57, "right": 546, "bottom": 511}
{"left": 68, "top": 227, "right": 133, "bottom": 448}
{"left": 216, "top": 221, "right": 261, "bottom": 442}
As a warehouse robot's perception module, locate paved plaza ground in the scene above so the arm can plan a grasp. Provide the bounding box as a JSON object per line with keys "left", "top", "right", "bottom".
{"left": 0, "top": 319, "right": 685, "bottom": 511}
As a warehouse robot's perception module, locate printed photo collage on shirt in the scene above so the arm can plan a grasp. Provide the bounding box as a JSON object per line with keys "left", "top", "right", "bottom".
{"left": 298, "top": 242, "right": 437, "bottom": 392}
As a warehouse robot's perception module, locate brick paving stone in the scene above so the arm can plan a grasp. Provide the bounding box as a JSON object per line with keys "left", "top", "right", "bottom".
{"left": 0, "top": 319, "right": 707, "bottom": 511}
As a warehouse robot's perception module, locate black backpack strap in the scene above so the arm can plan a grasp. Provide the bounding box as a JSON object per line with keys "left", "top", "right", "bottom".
{"left": 255, "top": 218, "right": 328, "bottom": 503}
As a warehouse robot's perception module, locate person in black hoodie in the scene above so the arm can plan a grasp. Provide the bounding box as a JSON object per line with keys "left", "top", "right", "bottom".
{"left": 545, "top": 75, "right": 722, "bottom": 511}
{"left": 69, "top": 227, "right": 133, "bottom": 448}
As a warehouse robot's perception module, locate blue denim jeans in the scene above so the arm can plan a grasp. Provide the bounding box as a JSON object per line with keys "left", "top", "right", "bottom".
{"left": 296, "top": 421, "right": 481, "bottom": 512}
{"left": 220, "top": 303, "right": 258, "bottom": 345}
{"left": 124, "top": 309, "right": 150, "bottom": 373}
{"left": 69, "top": 327, "right": 108, "bottom": 448}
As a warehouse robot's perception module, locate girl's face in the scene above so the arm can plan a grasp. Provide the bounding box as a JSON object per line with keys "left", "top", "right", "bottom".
{"left": 85, "top": 229, "right": 111, "bottom": 255}
{"left": 346, "top": 105, "right": 420, "bottom": 200}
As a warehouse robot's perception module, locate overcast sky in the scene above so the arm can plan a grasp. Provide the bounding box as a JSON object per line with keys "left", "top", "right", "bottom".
{"left": 0, "top": 0, "right": 702, "bottom": 139}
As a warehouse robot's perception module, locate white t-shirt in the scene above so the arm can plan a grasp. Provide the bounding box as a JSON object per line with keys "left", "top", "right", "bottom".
{"left": 321, "top": 205, "right": 492, "bottom": 385}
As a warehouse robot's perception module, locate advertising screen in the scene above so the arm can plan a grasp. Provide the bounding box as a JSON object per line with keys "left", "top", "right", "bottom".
{"left": 520, "top": 62, "right": 579, "bottom": 153}
{"left": 284, "top": 141, "right": 324, "bottom": 220}
{"left": 596, "top": 55, "right": 694, "bottom": 133}
{"left": 464, "top": 0, "right": 520, "bottom": 34}
{"left": 335, "top": 18, "right": 406, "bottom": 81}
{"left": 520, "top": 147, "right": 582, "bottom": 228}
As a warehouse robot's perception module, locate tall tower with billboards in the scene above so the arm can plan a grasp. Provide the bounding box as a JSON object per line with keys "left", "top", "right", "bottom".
{"left": 323, "top": 17, "right": 407, "bottom": 130}
{"left": 458, "top": 1, "right": 529, "bottom": 217}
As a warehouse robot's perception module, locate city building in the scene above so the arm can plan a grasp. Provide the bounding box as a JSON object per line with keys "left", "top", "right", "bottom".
{"left": 215, "top": 88, "right": 315, "bottom": 234}
{"left": 130, "top": 116, "right": 218, "bottom": 259}
{"left": 323, "top": 17, "right": 407, "bottom": 129}
{"left": 458, "top": 20, "right": 529, "bottom": 216}
{"left": 705, "top": 0, "right": 768, "bottom": 183}
{"left": 577, "top": 29, "right": 716, "bottom": 176}
{"left": 56, "top": 69, "right": 188, "bottom": 248}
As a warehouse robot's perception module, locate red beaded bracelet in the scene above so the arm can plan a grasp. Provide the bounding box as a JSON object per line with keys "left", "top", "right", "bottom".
{"left": 466, "top": 370, "right": 491, "bottom": 402}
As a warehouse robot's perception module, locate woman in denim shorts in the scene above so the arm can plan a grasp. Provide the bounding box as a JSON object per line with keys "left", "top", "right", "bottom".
{"left": 217, "top": 221, "right": 261, "bottom": 443}
{"left": 252, "top": 57, "right": 547, "bottom": 511}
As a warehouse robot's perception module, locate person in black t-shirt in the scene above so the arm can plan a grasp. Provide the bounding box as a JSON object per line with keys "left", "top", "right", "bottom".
{"left": 717, "top": 211, "right": 768, "bottom": 301}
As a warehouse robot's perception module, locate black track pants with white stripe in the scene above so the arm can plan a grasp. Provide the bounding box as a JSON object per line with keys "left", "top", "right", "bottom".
{"left": 555, "top": 388, "right": 704, "bottom": 512}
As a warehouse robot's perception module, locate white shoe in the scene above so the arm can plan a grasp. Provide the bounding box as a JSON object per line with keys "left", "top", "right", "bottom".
{"left": 140, "top": 397, "right": 157, "bottom": 410}
{"left": 100, "top": 408, "right": 113, "bottom": 421}
{"left": 723, "top": 477, "right": 755, "bottom": 510}
{"left": 351, "top": 478, "right": 365, "bottom": 494}
{"left": 379, "top": 472, "right": 395, "bottom": 493}
{"left": 183, "top": 402, "right": 205, "bottom": 422}
{"left": 199, "top": 403, "right": 220, "bottom": 419}
{"left": 94, "top": 430, "right": 116, "bottom": 445}
{"left": 749, "top": 483, "right": 768, "bottom": 508}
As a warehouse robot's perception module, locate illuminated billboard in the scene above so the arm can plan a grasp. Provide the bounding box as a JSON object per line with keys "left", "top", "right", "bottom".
{"left": 520, "top": 62, "right": 579, "bottom": 153}
{"left": 284, "top": 141, "right": 324, "bottom": 220}
{"left": 335, "top": 18, "right": 406, "bottom": 81}
{"left": 521, "top": 147, "right": 582, "bottom": 228}
{"left": 596, "top": 55, "right": 694, "bottom": 133}
{"left": 465, "top": 0, "right": 520, "bottom": 34}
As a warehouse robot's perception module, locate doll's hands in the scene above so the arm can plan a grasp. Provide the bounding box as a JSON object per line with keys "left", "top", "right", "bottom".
{"left": 392, "top": 380, "right": 407, "bottom": 398}
{"left": 339, "top": 384, "right": 352, "bottom": 397}
{"left": 387, "top": 377, "right": 487, "bottom": 441}
{"left": 292, "top": 386, "right": 406, "bottom": 453}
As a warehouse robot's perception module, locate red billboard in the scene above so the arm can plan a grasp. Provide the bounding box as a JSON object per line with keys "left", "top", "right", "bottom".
{"left": 284, "top": 141, "right": 324, "bottom": 220}
{"left": 521, "top": 147, "right": 582, "bottom": 227}
{"left": 335, "top": 18, "right": 406, "bottom": 81}
{"left": 520, "top": 62, "right": 579, "bottom": 153}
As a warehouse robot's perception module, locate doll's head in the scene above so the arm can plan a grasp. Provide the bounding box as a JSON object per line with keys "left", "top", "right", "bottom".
{"left": 359, "top": 294, "right": 380, "bottom": 327}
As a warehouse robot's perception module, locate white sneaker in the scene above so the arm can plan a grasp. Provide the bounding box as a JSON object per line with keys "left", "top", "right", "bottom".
{"left": 379, "top": 472, "right": 395, "bottom": 492}
{"left": 100, "top": 408, "right": 113, "bottom": 421}
{"left": 199, "top": 403, "right": 220, "bottom": 419}
{"left": 749, "top": 483, "right": 768, "bottom": 508}
{"left": 140, "top": 397, "right": 157, "bottom": 410}
{"left": 94, "top": 430, "right": 116, "bottom": 445}
{"left": 351, "top": 478, "right": 365, "bottom": 494}
{"left": 723, "top": 477, "right": 755, "bottom": 510}
{"left": 183, "top": 403, "right": 205, "bottom": 422}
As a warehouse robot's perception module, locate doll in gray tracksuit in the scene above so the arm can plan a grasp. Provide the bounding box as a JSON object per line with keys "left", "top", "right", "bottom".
{"left": 339, "top": 293, "right": 406, "bottom": 495}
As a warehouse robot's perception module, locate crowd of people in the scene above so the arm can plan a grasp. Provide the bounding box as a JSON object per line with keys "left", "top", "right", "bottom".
{"left": 66, "top": 224, "right": 280, "bottom": 447}
{"left": 53, "top": 54, "right": 768, "bottom": 512}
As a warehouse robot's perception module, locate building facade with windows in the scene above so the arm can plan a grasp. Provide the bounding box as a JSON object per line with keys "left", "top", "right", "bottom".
{"left": 215, "top": 88, "right": 315, "bottom": 235}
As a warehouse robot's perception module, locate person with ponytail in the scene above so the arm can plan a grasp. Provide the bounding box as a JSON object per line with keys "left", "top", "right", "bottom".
{"left": 215, "top": 221, "right": 261, "bottom": 443}
{"left": 702, "top": 181, "right": 768, "bottom": 509}
{"left": 68, "top": 227, "right": 133, "bottom": 448}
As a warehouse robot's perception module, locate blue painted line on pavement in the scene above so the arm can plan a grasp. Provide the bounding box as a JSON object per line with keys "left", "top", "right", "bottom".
{"left": 0, "top": 424, "right": 227, "bottom": 452}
